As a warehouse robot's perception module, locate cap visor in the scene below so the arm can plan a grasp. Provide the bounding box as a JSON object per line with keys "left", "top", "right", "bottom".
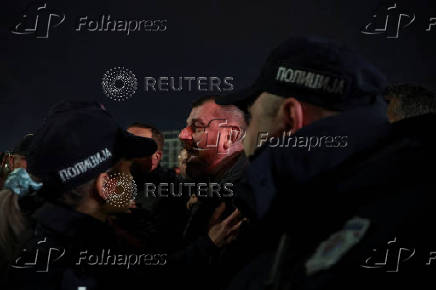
{"left": 117, "top": 129, "right": 157, "bottom": 159}
{"left": 215, "top": 85, "right": 262, "bottom": 111}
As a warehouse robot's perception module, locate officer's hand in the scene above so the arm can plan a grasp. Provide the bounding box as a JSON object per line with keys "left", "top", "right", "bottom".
{"left": 208, "top": 203, "right": 243, "bottom": 248}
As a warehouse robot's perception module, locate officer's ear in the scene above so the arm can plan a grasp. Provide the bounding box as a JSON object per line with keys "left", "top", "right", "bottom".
{"left": 95, "top": 172, "right": 109, "bottom": 201}
{"left": 279, "top": 97, "right": 304, "bottom": 133}
{"left": 153, "top": 150, "right": 162, "bottom": 162}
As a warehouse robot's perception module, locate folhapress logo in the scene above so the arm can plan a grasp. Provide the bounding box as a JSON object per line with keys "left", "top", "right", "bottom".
{"left": 11, "top": 3, "right": 168, "bottom": 39}
{"left": 361, "top": 2, "right": 436, "bottom": 38}
{"left": 11, "top": 2, "right": 65, "bottom": 39}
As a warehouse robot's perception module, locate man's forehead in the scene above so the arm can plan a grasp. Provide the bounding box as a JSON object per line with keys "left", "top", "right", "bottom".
{"left": 187, "top": 100, "right": 217, "bottom": 123}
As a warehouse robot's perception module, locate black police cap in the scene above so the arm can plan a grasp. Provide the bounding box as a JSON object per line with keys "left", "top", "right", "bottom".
{"left": 27, "top": 100, "right": 157, "bottom": 193}
{"left": 216, "top": 36, "right": 387, "bottom": 111}
{"left": 12, "top": 133, "right": 34, "bottom": 157}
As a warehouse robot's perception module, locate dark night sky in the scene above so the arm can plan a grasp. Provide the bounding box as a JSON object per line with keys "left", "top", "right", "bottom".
{"left": 1, "top": 0, "right": 435, "bottom": 150}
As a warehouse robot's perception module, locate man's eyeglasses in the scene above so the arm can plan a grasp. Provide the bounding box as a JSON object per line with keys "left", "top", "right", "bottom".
{"left": 190, "top": 118, "right": 228, "bottom": 134}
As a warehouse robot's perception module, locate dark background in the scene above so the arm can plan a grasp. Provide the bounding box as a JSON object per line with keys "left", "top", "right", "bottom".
{"left": 1, "top": 0, "right": 435, "bottom": 150}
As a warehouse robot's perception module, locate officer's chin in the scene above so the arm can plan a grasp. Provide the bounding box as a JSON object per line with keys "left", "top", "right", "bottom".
{"left": 102, "top": 202, "right": 132, "bottom": 214}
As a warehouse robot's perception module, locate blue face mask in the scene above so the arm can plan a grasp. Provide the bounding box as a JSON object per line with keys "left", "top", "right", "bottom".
{"left": 3, "top": 168, "right": 43, "bottom": 196}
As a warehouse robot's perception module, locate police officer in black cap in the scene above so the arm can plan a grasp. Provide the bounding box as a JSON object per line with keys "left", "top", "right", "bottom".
{"left": 216, "top": 36, "right": 436, "bottom": 290}
{"left": 6, "top": 100, "right": 159, "bottom": 290}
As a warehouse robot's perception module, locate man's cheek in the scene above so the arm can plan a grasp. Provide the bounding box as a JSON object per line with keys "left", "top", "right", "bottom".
{"left": 209, "top": 130, "right": 222, "bottom": 150}
{"left": 195, "top": 131, "right": 218, "bottom": 150}
{"left": 217, "top": 131, "right": 230, "bottom": 154}
{"left": 191, "top": 132, "right": 205, "bottom": 149}
{"left": 136, "top": 156, "right": 153, "bottom": 173}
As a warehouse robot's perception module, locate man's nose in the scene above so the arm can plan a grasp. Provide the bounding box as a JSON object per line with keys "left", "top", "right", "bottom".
{"left": 179, "top": 127, "right": 193, "bottom": 149}
{"left": 179, "top": 127, "right": 192, "bottom": 140}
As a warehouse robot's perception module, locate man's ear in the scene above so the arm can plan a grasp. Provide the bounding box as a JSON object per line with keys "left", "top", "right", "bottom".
{"left": 223, "top": 127, "right": 242, "bottom": 151}
{"left": 95, "top": 172, "right": 109, "bottom": 200}
{"left": 154, "top": 151, "right": 163, "bottom": 162}
{"left": 280, "top": 97, "right": 304, "bottom": 133}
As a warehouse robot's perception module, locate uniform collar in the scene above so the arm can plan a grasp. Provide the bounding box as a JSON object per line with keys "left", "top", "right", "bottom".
{"left": 246, "top": 100, "right": 391, "bottom": 219}
{"left": 35, "top": 202, "right": 111, "bottom": 238}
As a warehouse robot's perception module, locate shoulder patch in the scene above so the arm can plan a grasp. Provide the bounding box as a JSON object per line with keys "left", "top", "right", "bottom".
{"left": 305, "top": 216, "right": 370, "bottom": 276}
